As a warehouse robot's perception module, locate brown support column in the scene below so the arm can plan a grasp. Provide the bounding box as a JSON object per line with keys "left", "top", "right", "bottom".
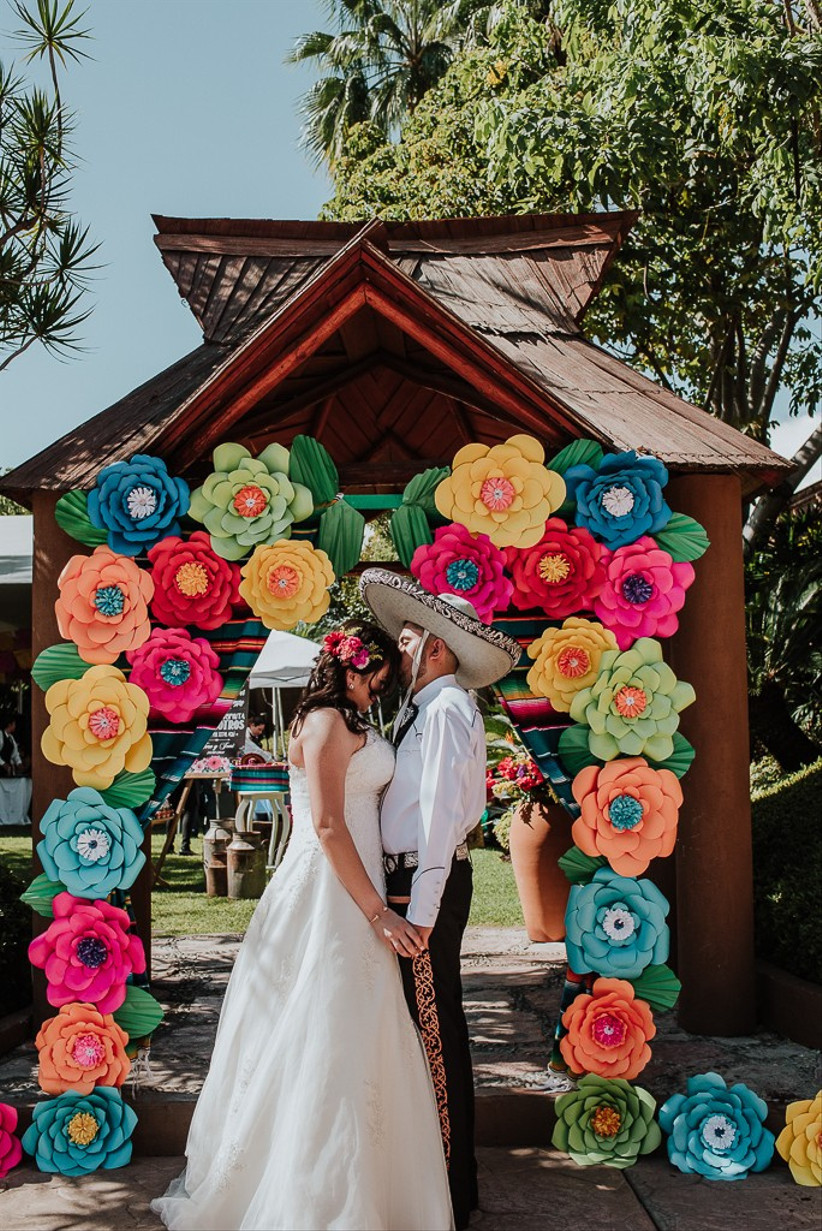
{"left": 666, "top": 473, "right": 756, "bottom": 1035}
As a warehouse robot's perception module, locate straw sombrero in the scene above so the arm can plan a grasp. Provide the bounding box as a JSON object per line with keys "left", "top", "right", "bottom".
{"left": 359, "top": 568, "right": 521, "bottom": 689}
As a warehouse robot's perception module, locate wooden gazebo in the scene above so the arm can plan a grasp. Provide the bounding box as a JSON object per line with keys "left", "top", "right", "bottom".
{"left": 3, "top": 211, "right": 789, "bottom": 1036}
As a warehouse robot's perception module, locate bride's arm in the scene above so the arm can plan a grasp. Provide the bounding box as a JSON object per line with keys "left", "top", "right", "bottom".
{"left": 300, "top": 710, "right": 425, "bottom": 958}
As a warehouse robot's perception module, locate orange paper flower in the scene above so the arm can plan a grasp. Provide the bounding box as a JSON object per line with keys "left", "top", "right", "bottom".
{"left": 56, "top": 547, "right": 154, "bottom": 665}
{"left": 36, "top": 1002, "right": 131, "bottom": 1095}
{"left": 41, "top": 666, "right": 152, "bottom": 790}
{"left": 560, "top": 977, "right": 655, "bottom": 1080}
{"left": 571, "top": 758, "right": 683, "bottom": 876}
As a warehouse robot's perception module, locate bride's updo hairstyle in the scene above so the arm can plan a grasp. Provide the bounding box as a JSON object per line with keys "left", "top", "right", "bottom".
{"left": 291, "top": 619, "right": 399, "bottom": 736}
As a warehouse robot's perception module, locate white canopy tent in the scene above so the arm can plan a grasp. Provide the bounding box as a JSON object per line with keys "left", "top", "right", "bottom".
{"left": 248, "top": 630, "right": 320, "bottom": 756}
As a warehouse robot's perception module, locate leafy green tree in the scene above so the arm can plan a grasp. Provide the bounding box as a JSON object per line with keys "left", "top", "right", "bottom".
{"left": 325, "top": 1, "right": 822, "bottom": 487}
{"left": 0, "top": 0, "right": 96, "bottom": 372}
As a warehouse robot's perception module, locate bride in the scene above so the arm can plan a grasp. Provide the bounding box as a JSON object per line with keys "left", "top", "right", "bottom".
{"left": 152, "top": 620, "right": 454, "bottom": 1231}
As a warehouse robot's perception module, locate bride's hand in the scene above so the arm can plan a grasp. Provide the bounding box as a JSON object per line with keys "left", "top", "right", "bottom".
{"left": 373, "top": 908, "right": 427, "bottom": 958}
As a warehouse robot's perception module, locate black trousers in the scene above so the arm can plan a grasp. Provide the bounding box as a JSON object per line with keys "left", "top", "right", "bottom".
{"left": 386, "top": 859, "right": 478, "bottom": 1231}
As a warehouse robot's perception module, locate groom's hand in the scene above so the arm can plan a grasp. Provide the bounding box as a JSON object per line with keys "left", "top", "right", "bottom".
{"left": 377, "top": 909, "right": 427, "bottom": 958}
{"left": 413, "top": 925, "right": 433, "bottom": 949}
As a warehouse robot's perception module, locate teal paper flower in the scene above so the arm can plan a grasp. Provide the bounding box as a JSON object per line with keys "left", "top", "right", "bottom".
{"left": 659, "top": 1072, "right": 775, "bottom": 1180}
{"left": 21, "top": 1087, "right": 137, "bottom": 1176}
{"left": 552, "top": 1074, "right": 662, "bottom": 1168}
{"left": 569, "top": 637, "right": 695, "bottom": 762}
{"left": 565, "top": 867, "right": 670, "bottom": 979}
{"left": 37, "top": 787, "right": 146, "bottom": 898}
{"left": 189, "top": 442, "right": 314, "bottom": 561}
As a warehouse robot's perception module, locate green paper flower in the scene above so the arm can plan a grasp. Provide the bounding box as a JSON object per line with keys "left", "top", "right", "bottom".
{"left": 569, "top": 637, "right": 695, "bottom": 762}
{"left": 189, "top": 442, "right": 314, "bottom": 561}
{"left": 552, "top": 1074, "right": 662, "bottom": 1168}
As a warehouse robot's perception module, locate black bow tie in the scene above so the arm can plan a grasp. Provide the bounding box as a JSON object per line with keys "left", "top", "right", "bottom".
{"left": 392, "top": 702, "right": 419, "bottom": 747}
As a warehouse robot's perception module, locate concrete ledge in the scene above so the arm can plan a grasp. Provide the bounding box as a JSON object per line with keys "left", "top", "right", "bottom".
{"left": 757, "top": 960, "right": 822, "bottom": 1050}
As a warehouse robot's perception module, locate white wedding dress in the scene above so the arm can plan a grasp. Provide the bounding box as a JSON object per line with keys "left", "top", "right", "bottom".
{"left": 152, "top": 728, "right": 453, "bottom": 1231}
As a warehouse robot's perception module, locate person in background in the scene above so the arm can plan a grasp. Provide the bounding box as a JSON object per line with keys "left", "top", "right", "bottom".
{"left": 244, "top": 714, "right": 274, "bottom": 762}
{"left": 0, "top": 713, "right": 24, "bottom": 777}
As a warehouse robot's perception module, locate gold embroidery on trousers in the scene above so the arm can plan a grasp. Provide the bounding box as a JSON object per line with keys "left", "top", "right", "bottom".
{"left": 412, "top": 950, "right": 451, "bottom": 1168}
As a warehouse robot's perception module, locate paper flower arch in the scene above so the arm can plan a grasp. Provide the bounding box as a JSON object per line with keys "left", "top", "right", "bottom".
{"left": 564, "top": 868, "right": 670, "bottom": 981}
{"left": 37, "top": 787, "right": 146, "bottom": 898}
{"left": 55, "top": 547, "right": 154, "bottom": 665}
{"left": 410, "top": 523, "right": 512, "bottom": 621}
{"left": 564, "top": 450, "right": 672, "bottom": 549}
{"left": 87, "top": 455, "right": 190, "bottom": 556}
{"left": 146, "top": 532, "right": 241, "bottom": 630}
{"left": 593, "top": 536, "right": 695, "bottom": 649}
{"left": 35, "top": 1003, "right": 131, "bottom": 1095}
{"left": 552, "top": 1075, "right": 661, "bottom": 1169}
{"left": 41, "top": 666, "right": 152, "bottom": 791}
{"left": 0, "top": 1104, "right": 22, "bottom": 1180}
{"left": 776, "top": 1091, "right": 822, "bottom": 1186}
{"left": 659, "top": 1072, "right": 775, "bottom": 1181}
{"left": 22, "top": 1087, "right": 137, "bottom": 1176}
{"left": 126, "top": 627, "right": 223, "bottom": 722}
{"left": 239, "top": 540, "right": 335, "bottom": 630}
{"left": 504, "top": 518, "right": 605, "bottom": 617}
{"left": 526, "top": 618, "right": 618, "bottom": 712}
{"left": 560, "top": 977, "right": 656, "bottom": 1081}
{"left": 571, "top": 758, "right": 682, "bottom": 877}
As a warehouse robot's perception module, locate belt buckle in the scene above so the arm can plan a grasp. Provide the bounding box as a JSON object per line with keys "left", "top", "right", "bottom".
{"left": 384, "top": 854, "right": 398, "bottom": 874}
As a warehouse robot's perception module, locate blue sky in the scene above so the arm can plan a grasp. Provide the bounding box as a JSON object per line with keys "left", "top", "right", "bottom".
{"left": 0, "top": 0, "right": 817, "bottom": 481}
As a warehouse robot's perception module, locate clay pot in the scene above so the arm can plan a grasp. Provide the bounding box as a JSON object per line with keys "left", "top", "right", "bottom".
{"left": 508, "top": 799, "right": 573, "bottom": 943}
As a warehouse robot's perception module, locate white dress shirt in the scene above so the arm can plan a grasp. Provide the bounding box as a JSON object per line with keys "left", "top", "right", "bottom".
{"left": 381, "top": 674, "right": 486, "bottom": 928}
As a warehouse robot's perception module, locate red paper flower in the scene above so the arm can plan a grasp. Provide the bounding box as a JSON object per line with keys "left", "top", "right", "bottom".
{"left": 126, "top": 627, "right": 223, "bottom": 723}
{"left": 410, "top": 523, "right": 513, "bottom": 622}
{"left": 146, "top": 532, "right": 242, "bottom": 630}
{"left": 503, "top": 519, "right": 605, "bottom": 617}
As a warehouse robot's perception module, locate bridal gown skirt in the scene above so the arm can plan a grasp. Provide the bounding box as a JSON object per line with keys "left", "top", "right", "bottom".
{"left": 152, "top": 735, "right": 453, "bottom": 1231}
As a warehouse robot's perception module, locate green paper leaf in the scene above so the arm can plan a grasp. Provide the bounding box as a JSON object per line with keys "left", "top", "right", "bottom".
{"left": 289, "top": 435, "right": 339, "bottom": 508}
{"left": 402, "top": 466, "right": 450, "bottom": 517}
{"left": 547, "top": 438, "right": 605, "bottom": 477}
{"left": 390, "top": 504, "right": 433, "bottom": 568}
{"left": 20, "top": 873, "right": 64, "bottom": 918}
{"left": 113, "top": 984, "right": 164, "bottom": 1041}
{"left": 558, "top": 846, "right": 608, "bottom": 885}
{"left": 630, "top": 963, "right": 682, "bottom": 1012}
{"left": 31, "top": 643, "right": 89, "bottom": 692}
{"left": 654, "top": 513, "right": 710, "bottom": 562}
{"left": 316, "top": 499, "right": 365, "bottom": 577}
{"left": 100, "top": 768, "right": 156, "bottom": 809}
{"left": 557, "top": 724, "right": 602, "bottom": 776}
{"left": 54, "top": 490, "right": 108, "bottom": 546}
{"left": 649, "top": 732, "right": 696, "bottom": 779}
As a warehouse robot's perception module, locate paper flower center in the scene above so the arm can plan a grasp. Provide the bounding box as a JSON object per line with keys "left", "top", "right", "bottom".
{"left": 174, "top": 561, "right": 210, "bottom": 597}
{"left": 71, "top": 1033, "right": 106, "bottom": 1069}
{"left": 556, "top": 646, "right": 591, "bottom": 678}
{"left": 65, "top": 1111, "right": 100, "bottom": 1146}
{"left": 614, "top": 686, "right": 647, "bottom": 717}
{"left": 88, "top": 706, "right": 121, "bottom": 740}
{"left": 590, "top": 1105, "right": 622, "bottom": 1138}
{"left": 92, "top": 585, "right": 125, "bottom": 617}
{"left": 76, "top": 827, "right": 112, "bottom": 863}
{"left": 701, "top": 1114, "right": 738, "bottom": 1151}
{"left": 125, "top": 485, "right": 157, "bottom": 520}
{"left": 538, "top": 552, "right": 571, "bottom": 584}
{"left": 600, "top": 485, "right": 635, "bottom": 517}
{"left": 608, "top": 794, "right": 644, "bottom": 831}
{"left": 233, "top": 485, "right": 268, "bottom": 518}
{"left": 621, "top": 572, "right": 655, "bottom": 604}
{"left": 446, "top": 558, "right": 480, "bottom": 591}
{"left": 159, "top": 657, "right": 192, "bottom": 687}
{"left": 267, "top": 565, "right": 300, "bottom": 598}
{"left": 601, "top": 905, "right": 637, "bottom": 942}
{"left": 592, "top": 1012, "right": 627, "bottom": 1048}
{"left": 480, "top": 476, "right": 515, "bottom": 511}
{"left": 75, "top": 936, "right": 109, "bottom": 969}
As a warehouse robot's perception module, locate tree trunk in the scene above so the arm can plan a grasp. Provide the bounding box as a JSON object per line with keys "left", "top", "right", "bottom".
{"left": 744, "top": 423, "right": 822, "bottom": 557}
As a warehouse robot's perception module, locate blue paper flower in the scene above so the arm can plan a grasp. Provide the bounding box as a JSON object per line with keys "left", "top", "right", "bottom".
{"left": 659, "top": 1072, "right": 775, "bottom": 1180}
{"left": 88, "top": 454, "right": 190, "bottom": 556}
{"left": 564, "top": 866, "right": 670, "bottom": 980}
{"left": 37, "top": 787, "right": 146, "bottom": 898}
{"left": 564, "top": 451, "right": 672, "bottom": 549}
{"left": 21, "top": 1087, "right": 137, "bottom": 1176}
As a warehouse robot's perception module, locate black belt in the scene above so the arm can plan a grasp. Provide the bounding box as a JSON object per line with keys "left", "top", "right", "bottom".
{"left": 384, "top": 842, "right": 469, "bottom": 875}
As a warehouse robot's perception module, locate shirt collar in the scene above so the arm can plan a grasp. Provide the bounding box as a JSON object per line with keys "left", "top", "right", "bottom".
{"left": 413, "top": 673, "right": 457, "bottom": 712}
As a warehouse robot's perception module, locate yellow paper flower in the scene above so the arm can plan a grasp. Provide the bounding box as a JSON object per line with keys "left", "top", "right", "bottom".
{"left": 776, "top": 1091, "right": 822, "bottom": 1186}
{"left": 527, "top": 617, "right": 618, "bottom": 711}
{"left": 239, "top": 540, "right": 335, "bottom": 631}
{"left": 434, "top": 434, "right": 565, "bottom": 549}
{"left": 42, "top": 666, "right": 152, "bottom": 790}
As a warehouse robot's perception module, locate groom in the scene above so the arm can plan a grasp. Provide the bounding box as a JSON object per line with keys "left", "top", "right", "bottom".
{"left": 360, "top": 570, "right": 520, "bottom": 1231}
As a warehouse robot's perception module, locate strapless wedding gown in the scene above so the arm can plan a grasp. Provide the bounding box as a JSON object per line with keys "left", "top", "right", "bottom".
{"left": 152, "top": 729, "right": 453, "bottom": 1231}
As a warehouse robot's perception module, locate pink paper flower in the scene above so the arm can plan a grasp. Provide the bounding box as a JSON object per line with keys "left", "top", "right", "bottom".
{"left": 126, "top": 627, "right": 223, "bottom": 723}
{"left": 0, "top": 1103, "right": 22, "bottom": 1179}
{"left": 28, "top": 893, "right": 147, "bottom": 1015}
{"left": 503, "top": 519, "right": 605, "bottom": 617}
{"left": 146, "top": 532, "right": 242, "bottom": 630}
{"left": 410, "top": 523, "right": 513, "bottom": 621}
{"left": 593, "top": 537, "right": 695, "bottom": 649}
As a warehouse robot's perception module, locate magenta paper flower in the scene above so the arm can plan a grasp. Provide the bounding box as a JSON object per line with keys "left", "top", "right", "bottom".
{"left": 593, "top": 537, "right": 695, "bottom": 649}
{"left": 146, "top": 532, "right": 242, "bottom": 630}
{"left": 126, "top": 627, "right": 223, "bottom": 723}
{"left": 28, "top": 893, "right": 147, "bottom": 1014}
{"left": 0, "top": 1103, "right": 22, "bottom": 1179}
{"left": 410, "top": 523, "right": 512, "bottom": 621}
{"left": 503, "top": 519, "right": 605, "bottom": 617}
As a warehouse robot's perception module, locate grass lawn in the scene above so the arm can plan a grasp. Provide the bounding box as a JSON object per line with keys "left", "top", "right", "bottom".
{"left": 0, "top": 832, "right": 523, "bottom": 935}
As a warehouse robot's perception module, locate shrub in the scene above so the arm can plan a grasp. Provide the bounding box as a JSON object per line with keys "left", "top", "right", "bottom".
{"left": 0, "top": 860, "right": 32, "bottom": 1017}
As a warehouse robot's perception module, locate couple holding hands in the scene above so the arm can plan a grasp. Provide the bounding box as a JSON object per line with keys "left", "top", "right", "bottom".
{"left": 153, "top": 568, "right": 521, "bottom": 1231}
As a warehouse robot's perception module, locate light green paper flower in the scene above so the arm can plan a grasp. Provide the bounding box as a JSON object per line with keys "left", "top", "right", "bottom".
{"left": 552, "top": 1074, "right": 662, "bottom": 1168}
{"left": 189, "top": 442, "right": 314, "bottom": 561}
{"left": 569, "top": 637, "right": 695, "bottom": 762}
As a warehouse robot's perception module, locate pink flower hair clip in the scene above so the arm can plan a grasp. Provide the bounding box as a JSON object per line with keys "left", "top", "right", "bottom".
{"left": 322, "top": 631, "right": 380, "bottom": 671}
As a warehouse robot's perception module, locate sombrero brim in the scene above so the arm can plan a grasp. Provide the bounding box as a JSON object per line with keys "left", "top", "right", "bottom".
{"left": 359, "top": 568, "right": 521, "bottom": 690}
